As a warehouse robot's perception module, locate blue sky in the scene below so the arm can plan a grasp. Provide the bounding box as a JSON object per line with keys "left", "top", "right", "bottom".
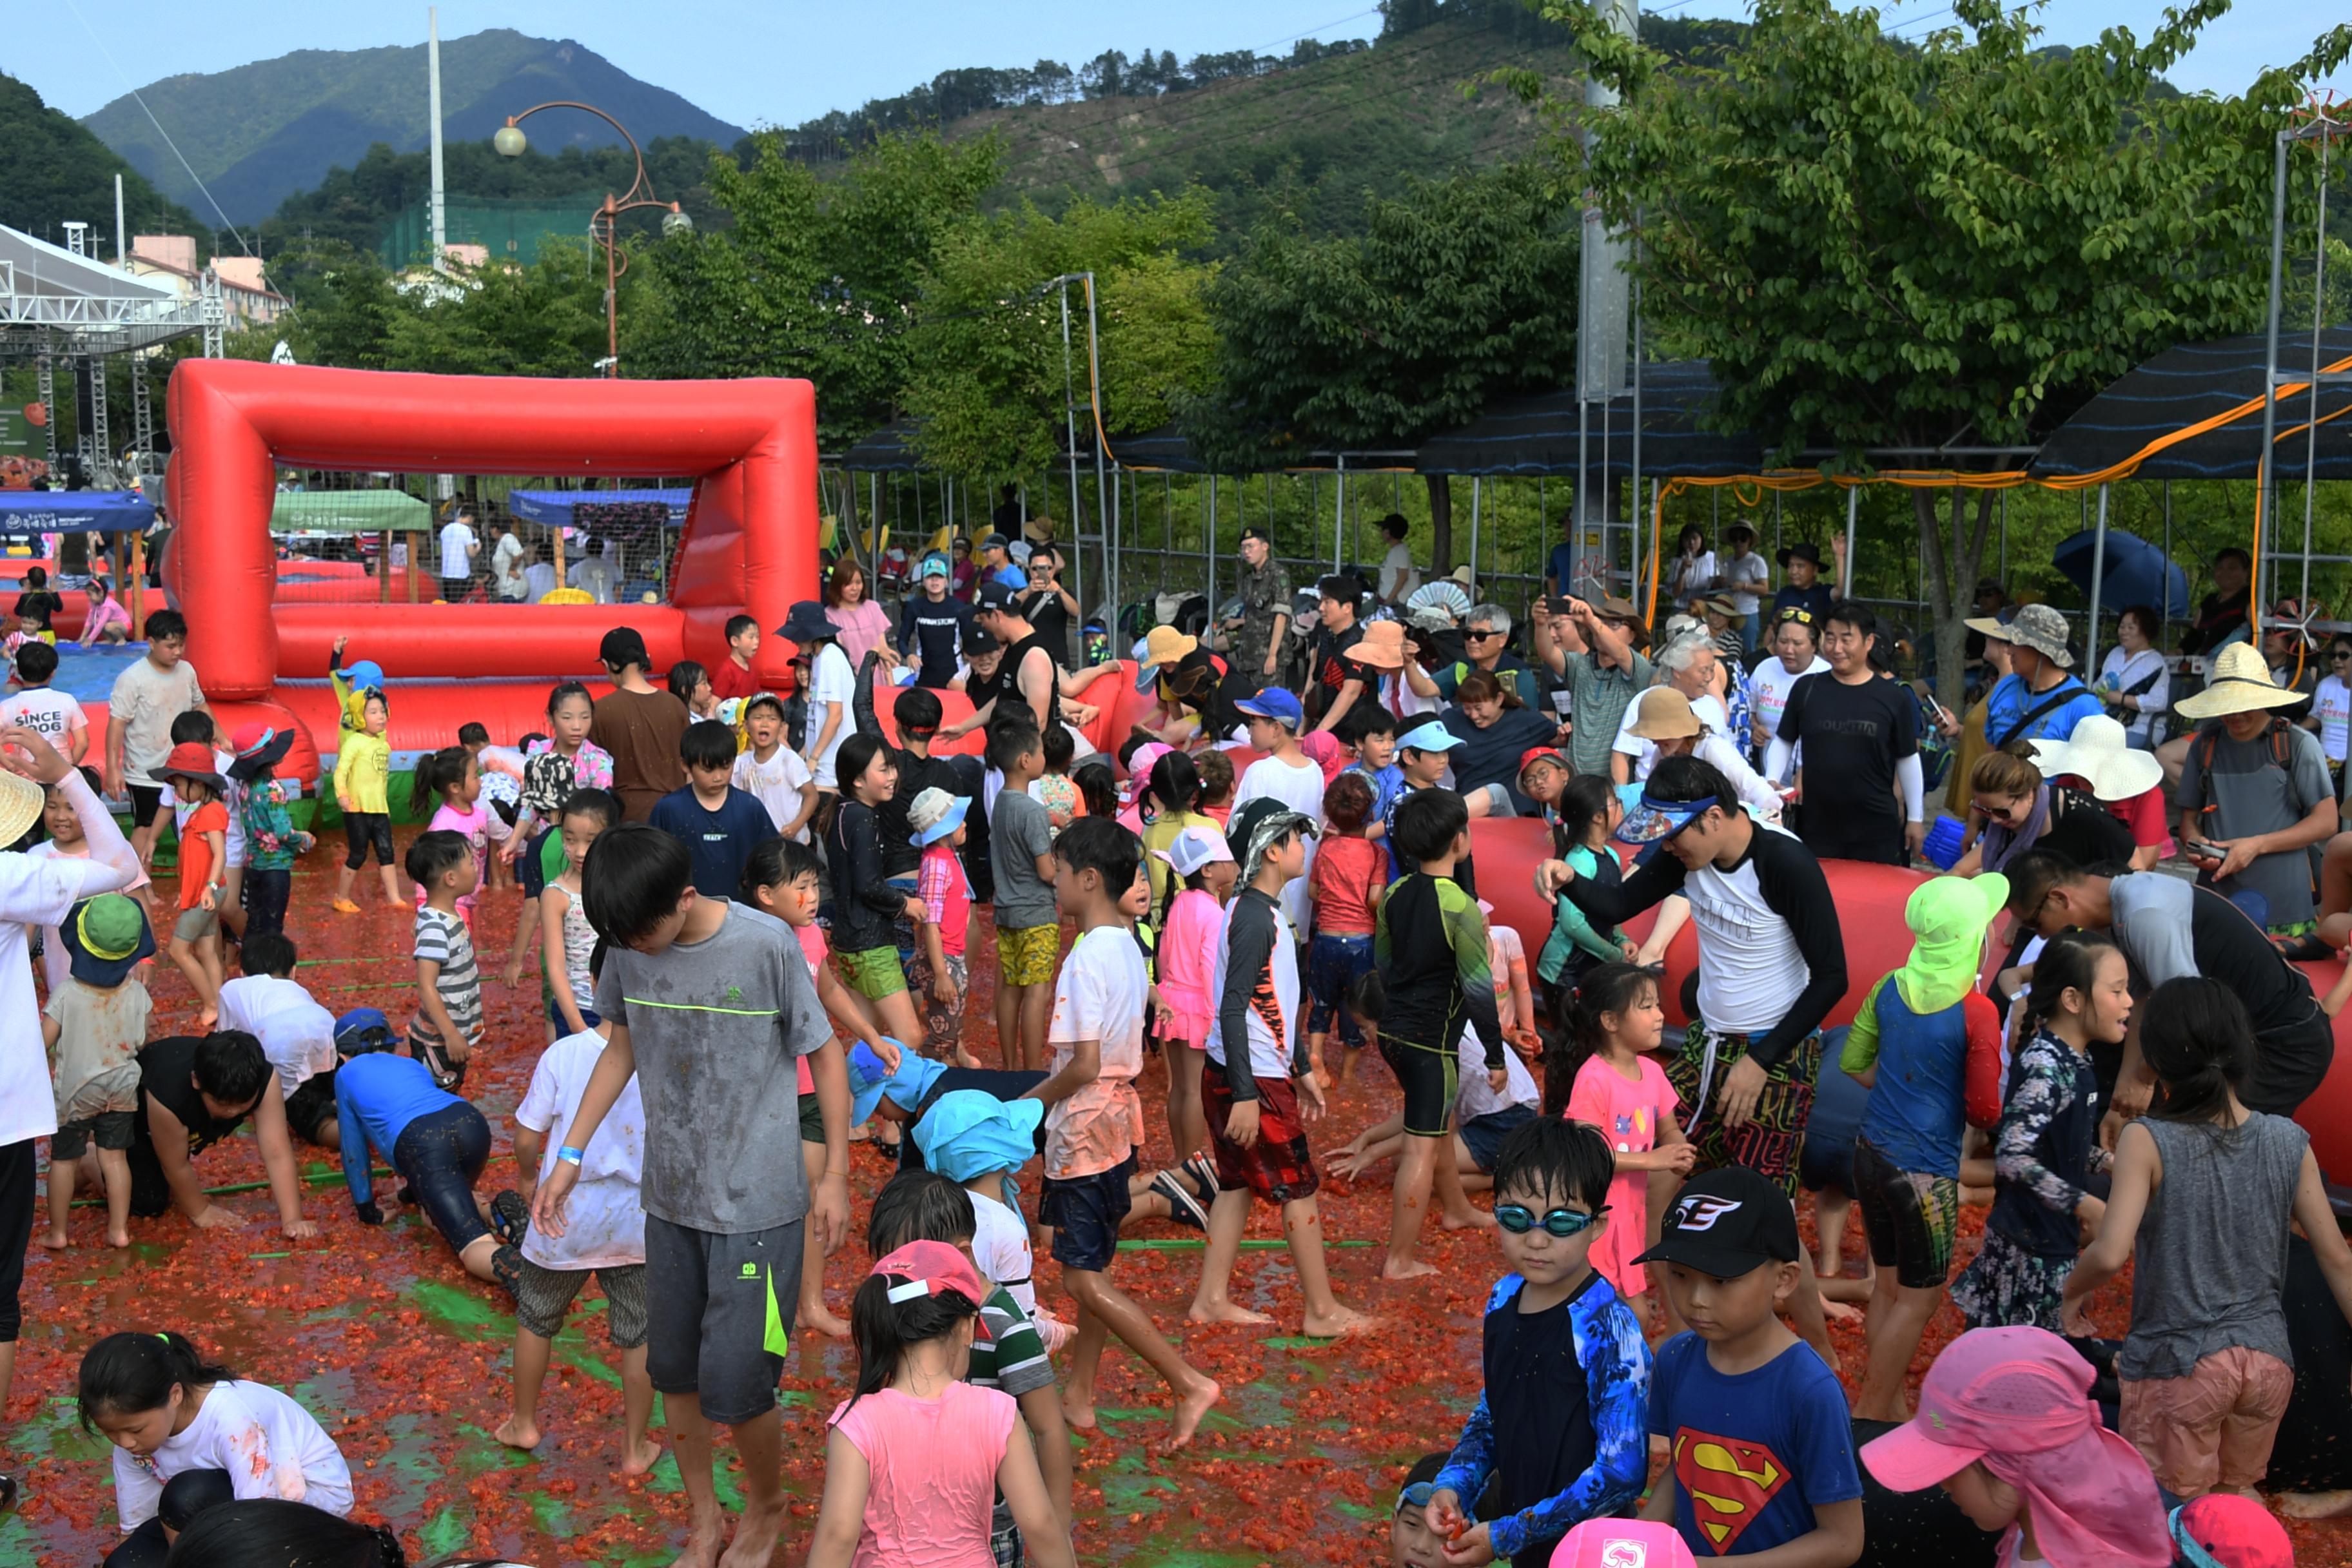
{"left": 12, "top": 0, "right": 2345, "bottom": 125}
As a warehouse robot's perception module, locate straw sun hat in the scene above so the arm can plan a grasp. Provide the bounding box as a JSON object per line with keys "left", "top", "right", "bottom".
{"left": 2173, "top": 642, "right": 2308, "bottom": 721}
{"left": 0, "top": 765, "right": 41, "bottom": 849}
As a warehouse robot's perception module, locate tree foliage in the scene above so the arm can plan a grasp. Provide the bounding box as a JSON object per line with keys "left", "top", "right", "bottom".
{"left": 1524, "top": 0, "right": 2351, "bottom": 699}
{"left": 1193, "top": 162, "right": 1580, "bottom": 565}
{"left": 631, "top": 131, "right": 1004, "bottom": 446}
{"left": 0, "top": 72, "right": 207, "bottom": 254}
{"left": 900, "top": 191, "right": 1220, "bottom": 480}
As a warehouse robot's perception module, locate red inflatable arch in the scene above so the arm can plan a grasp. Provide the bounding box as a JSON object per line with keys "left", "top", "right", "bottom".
{"left": 164, "top": 360, "right": 819, "bottom": 773}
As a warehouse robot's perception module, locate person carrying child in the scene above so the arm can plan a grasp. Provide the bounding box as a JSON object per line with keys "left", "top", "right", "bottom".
{"left": 226, "top": 725, "right": 309, "bottom": 939}
{"left": 405, "top": 830, "right": 484, "bottom": 1091}
{"left": 1309, "top": 770, "right": 1387, "bottom": 1079}
{"left": 1186, "top": 801, "right": 1369, "bottom": 1339}
{"left": 213, "top": 934, "right": 337, "bottom": 1152}
{"left": 41, "top": 893, "right": 153, "bottom": 1250}
{"left": 805, "top": 1240, "right": 1075, "bottom": 1568}
{"left": 1426, "top": 1118, "right": 1652, "bottom": 1568}
{"left": 498, "top": 952, "right": 661, "bottom": 1476}
{"left": 1860, "top": 1326, "right": 2171, "bottom": 1568}
{"left": 1033, "top": 816, "right": 1223, "bottom": 1449}
{"left": 79, "top": 1330, "right": 352, "bottom": 1568}
{"left": 334, "top": 1014, "right": 525, "bottom": 1293}
{"left": 1950, "top": 932, "right": 2129, "bottom": 1332}
{"left": 1375, "top": 788, "right": 1507, "bottom": 1280}
{"left": 1840, "top": 874, "right": 2007, "bottom": 1422}
{"left": 1636, "top": 1167, "right": 1865, "bottom": 1565}
{"left": 2063, "top": 975, "right": 2352, "bottom": 1500}
{"left": 533, "top": 822, "right": 852, "bottom": 1568}
{"left": 330, "top": 686, "right": 398, "bottom": 914}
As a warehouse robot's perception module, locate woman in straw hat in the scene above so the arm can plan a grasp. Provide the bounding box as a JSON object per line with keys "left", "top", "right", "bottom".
{"left": 1620, "top": 688, "right": 1785, "bottom": 823}
{"left": 2173, "top": 641, "right": 2338, "bottom": 936}
{"left": 0, "top": 727, "right": 144, "bottom": 1446}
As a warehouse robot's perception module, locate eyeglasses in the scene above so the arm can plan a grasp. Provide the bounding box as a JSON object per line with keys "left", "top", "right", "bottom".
{"left": 1494, "top": 1204, "right": 1605, "bottom": 1237}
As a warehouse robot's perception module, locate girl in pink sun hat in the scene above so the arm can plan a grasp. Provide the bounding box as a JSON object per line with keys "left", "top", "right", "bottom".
{"left": 1860, "top": 1325, "right": 2170, "bottom": 1568}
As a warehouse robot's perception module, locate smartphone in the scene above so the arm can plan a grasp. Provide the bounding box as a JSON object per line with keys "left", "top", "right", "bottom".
{"left": 1548, "top": 596, "right": 1580, "bottom": 618}
{"left": 2185, "top": 839, "right": 2226, "bottom": 859}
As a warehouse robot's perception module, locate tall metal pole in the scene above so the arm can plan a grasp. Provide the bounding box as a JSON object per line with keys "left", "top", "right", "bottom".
{"left": 427, "top": 7, "right": 448, "bottom": 273}
{"left": 113, "top": 174, "right": 126, "bottom": 264}
{"left": 2255, "top": 126, "right": 2291, "bottom": 644}
{"left": 1333, "top": 454, "right": 1346, "bottom": 573}
{"left": 2087, "top": 484, "right": 2110, "bottom": 674}
{"left": 2300, "top": 128, "right": 2331, "bottom": 611}
{"left": 1058, "top": 281, "right": 1084, "bottom": 618}
{"left": 1084, "top": 278, "right": 1110, "bottom": 617}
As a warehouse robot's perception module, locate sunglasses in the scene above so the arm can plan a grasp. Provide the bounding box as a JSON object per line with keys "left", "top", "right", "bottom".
{"left": 1494, "top": 1203, "right": 1606, "bottom": 1237}
{"left": 1776, "top": 609, "right": 1816, "bottom": 625}
{"left": 1465, "top": 629, "right": 1502, "bottom": 642}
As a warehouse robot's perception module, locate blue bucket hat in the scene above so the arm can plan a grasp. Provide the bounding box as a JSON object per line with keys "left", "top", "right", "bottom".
{"left": 914, "top": 1091, "right": 1044, "bottom": 1185}
{"left": 848, "top": 1040, "right": 930, "bottom": 1126}
{"left": 333, "top": 1007, "right": 397, "bottom": 1055}
{"left": 61, "top": 894, "right": 153, "bottom": 988}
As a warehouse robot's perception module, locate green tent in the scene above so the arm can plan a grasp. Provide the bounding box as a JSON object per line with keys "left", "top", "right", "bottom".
{"left": 270, "top": 490, "right": 431, "bottom": 534}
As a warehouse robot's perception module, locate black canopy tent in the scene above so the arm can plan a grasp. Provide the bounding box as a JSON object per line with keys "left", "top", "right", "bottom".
{"left": 2028, "top": 329, "right": 2352, "bottom": 482}
{"left": 1414, "top": 362, "right": 1767, "bottom": 478}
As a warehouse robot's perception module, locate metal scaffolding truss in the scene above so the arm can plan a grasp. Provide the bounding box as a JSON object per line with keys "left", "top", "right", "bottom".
{"left": 0, "top": 223, "right": 214, "bottom": 360}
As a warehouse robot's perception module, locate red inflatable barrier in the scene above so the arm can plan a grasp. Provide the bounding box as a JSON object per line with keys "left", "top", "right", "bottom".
{"left": 162, "top": 361, "right": 822, "bottom": 781}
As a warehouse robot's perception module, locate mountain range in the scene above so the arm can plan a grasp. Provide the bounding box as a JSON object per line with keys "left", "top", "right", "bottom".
{"left": 80, "top": 28, "right": 746, "bottom": 226}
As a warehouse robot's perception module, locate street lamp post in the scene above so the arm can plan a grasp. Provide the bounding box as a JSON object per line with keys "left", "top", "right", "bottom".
{"left": 493, "top": 103, "right": 692, "bottom": 378}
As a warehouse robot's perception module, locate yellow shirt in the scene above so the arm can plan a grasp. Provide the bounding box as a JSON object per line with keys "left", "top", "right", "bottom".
{"left": 335, "top": 729, "right": 391, "bottom": 814}
{"left": 1141, "top": 809, "right": 1218, "bottom": 910}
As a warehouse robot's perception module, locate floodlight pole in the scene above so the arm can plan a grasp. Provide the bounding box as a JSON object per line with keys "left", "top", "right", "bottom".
{"left": 1049, "top": 273, "right": 1107, "bottom": 623}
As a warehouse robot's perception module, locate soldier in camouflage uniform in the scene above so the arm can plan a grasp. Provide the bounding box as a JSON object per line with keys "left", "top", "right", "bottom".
{"left": 1228, "top": 525, "right": 1292, "bottom": 683}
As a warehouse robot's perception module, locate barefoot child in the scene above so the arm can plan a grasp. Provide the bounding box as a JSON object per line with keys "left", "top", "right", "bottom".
{"left": 43, "top": 894, "right": 153, "bottom": 1250}
{"left": 79, "top": 1329, "right": 352, "bottom": 1567}
{"left": 1308, "top": 772, "right": 1387, "bottom": 1079}
{"left": 331, "top": 690, "right": 398, "bottom": 913}
{"left": 157, "top": 741, "right": 229, "bottom": 1027}
{"left": 405, "top": 831, "right": 484, "bottom": 1091}
{"left": 906, "top": 788, "right": 981, "bottom": 1068}
{"left": 215, "top": 934, "right": 338, "bottom": 1152}
{"left": 1331, "top": 975, "right": 1542, "bottom": 1197}
{"left": 1373, "top": 788, "right": 1504, "bottom": 1280}
{"left": 412, "top": 744, "right": 507, "bottom": 933}
{"left": 742, "top": 833, "right": 898, "bottom": 1339}
{"left": 1555, "top": 963, "right": 1693, "bottom": 1331}
{"left": 989, "top": 719, "right": 1060, "bottom": 1072}
{"left": 533, "top": 823, "right": 852, "bottom": 1568}
{"left": 1188, "top": 801, "right": 1369, "bottom": 1338}
{"left": 1153, "top": 825, "right": 1237, "bottom": 1164}
{"left": 165, "top": 714, "right": 246, "bottom": 946}
{"left": 1426, "top": 1118, "right": 1651, "bottom": 1567}
{"left": 1034, "top": 816, "right": 1222, "bottom": 1449}
{"left": 540, "top": 790, "right": 618, "bottom": 1041}
{"left": 1839, "top": 875, "right": 2007, "bottom": 1422}
{"left": 502, "top": 950, "right": 661, "bottom": 1476}
{"left": 806, "top": 1240, "right": 1074, "bottom": 1568}
{"left": 2063, "top": 976, "right": 2352, "bottom": 1499}
{"left": 1952, "top": 933, "right": 2127, "bottom": 1331}
{"left": 865, "top": 1171, "right": 1074, "bottom": 1548}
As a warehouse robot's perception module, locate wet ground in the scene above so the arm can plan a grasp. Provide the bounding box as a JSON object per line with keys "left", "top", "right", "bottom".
{"left": 5, "top": 834, "right": 2349, "bottom": 1566}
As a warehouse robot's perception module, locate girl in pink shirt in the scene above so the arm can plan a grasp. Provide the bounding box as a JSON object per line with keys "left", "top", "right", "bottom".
{"left": 1152, "top": 826, "right": 1239, "bottom": 1166}
{"left": 1558, "top": 963, "right": 1695, "bottom": 1328}
{"left": 411, "top": 746, "right": 508, "bottom": 932}
{"left": 810, "top": 1241, "right": 1071, "bottom": 1568}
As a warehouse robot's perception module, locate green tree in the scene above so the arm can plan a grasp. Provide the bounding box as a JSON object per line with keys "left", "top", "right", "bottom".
{"left": 899, "top": 191, "right": 1220, "bottom": 482}
{"left": 1193, "top": 161, "right": 1580, "bottom": 567}
{"left": 255, "top": 240, "right": 404, "bottom": 369}
{"left": 1524, "top": 0, "right": 2351, "bottom": 701}
{"left": 632, "top": 130, "right": 1003, "bottom": 446}
{"left": 386, "top": 240, "right": 629, "bottom": 377}
{"left": 0, "top": 72, "right": 206, "bottom": 251}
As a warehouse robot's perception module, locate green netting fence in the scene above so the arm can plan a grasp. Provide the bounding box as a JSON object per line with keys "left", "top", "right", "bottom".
{"left": 378, "top": 194, "right": 603, "bottom": 270}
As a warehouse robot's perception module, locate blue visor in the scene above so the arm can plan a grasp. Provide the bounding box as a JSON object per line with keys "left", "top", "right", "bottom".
{"left": 1614, "top": 793, "right": 1720, "bottom": 858}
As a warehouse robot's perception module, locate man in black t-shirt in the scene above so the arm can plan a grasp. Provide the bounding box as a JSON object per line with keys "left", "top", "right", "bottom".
{"left": 1764, "top": 601, "right": 1922, "bottom": 865}
{"left": 125, "top": 1031, "right": 315, "bottom": 1235}
{"left": 1306, "top": 573, "right": 1373, "bottom": 734}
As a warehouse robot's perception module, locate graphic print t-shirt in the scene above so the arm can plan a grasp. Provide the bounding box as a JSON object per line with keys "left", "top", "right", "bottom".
{"left": 1648, "top": 1333, "right": 1861, "bottom": 1557}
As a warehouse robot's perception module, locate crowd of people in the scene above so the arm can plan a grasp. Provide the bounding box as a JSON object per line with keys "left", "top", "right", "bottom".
{"left": 0, "top": 518, "right": 2338, "bottom": 1568}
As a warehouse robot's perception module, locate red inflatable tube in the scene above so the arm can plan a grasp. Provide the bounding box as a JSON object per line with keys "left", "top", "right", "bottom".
{"left": 160, "top": 361, "right": 824, "bottom": 783}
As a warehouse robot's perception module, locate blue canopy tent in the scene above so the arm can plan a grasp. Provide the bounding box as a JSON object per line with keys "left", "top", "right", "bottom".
{"left": 2053, "top": 529, "right": 2191, "bottom": 623}
{"left": 505, "top": 488, "right": 692, "bottom": 525}
{"left": 0, "top": 490, "right": 154, "bottom": 533}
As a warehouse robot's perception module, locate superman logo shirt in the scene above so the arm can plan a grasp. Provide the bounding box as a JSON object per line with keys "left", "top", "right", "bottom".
{"left": 1648, "top": 1334, "right": 1862, "bottom": 1556}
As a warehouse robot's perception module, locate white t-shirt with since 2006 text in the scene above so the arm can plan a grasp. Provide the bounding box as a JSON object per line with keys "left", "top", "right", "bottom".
{"left": 0, "top": 687, "right": 85, "bottom": 750}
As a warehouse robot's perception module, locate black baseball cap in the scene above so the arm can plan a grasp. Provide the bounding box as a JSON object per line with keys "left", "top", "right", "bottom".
{"left": 965, "top": 627, "right": 1001, "bottom": 656}
{"left": 981, "top": 532, "right": 1012, "bottom": 551}
{"left": 598, "top": 627, "right": 649, "bottom": 670}
{"left": 1632, "top": 1166, "right": 1800, "bottom": 1277}
{"left": 974, "top": 580, "right": 1017, "bottom": 611}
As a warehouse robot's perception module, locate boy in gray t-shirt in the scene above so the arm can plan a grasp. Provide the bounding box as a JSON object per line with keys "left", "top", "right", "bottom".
{"left": 988, "top": 720, "right": 1060, "bottom": 1072}
{"left": 531, "top": 823, "right": 846, "bottom": 1568}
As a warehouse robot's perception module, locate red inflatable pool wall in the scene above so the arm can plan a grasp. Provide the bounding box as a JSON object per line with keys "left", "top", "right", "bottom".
{"left": 163, "top": 361, "right": 820, "bottom": 776}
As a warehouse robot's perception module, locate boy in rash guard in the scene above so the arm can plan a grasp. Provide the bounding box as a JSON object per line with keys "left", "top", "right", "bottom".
{"left": 1537, "top": 753, "right": 1847, "bottom": 1366}
{"left": 900, "top": 554, "right": 977, "bottom": 689}
{"left": 1425, "top": 1118, "right": 1651, "bottom": 1568}
{"left": 1375, "top": 787, "right": 1508, "bottom": 1280}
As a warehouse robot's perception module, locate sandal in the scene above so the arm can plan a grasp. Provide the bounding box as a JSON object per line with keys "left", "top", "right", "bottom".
{"left": 489, "top": 1189, "right": 529, "bottom": 1248}
{"left": 331, "top": 898, "right": 362, "bottom": 915}
{"left": 1151, "top": 1170, "right": 1210, "bottom": 1231}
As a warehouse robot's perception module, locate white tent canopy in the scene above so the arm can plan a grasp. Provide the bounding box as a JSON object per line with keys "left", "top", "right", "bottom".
{"left": 0, "top": 222, "right": 213, "bottom": 355}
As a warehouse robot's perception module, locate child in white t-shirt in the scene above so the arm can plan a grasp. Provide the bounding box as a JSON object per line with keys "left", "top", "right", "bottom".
{"left": 730, "top": 694, "right": 816, "bottom": 842}
{"left": 0, "top": 642, "right": 88, "bottom": 763}
{"left": 500, "top": 997, "right": 660, "bottom": 1476}
{"left": 913, "top": 1087, "right": 1075, "bottom": 1352}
